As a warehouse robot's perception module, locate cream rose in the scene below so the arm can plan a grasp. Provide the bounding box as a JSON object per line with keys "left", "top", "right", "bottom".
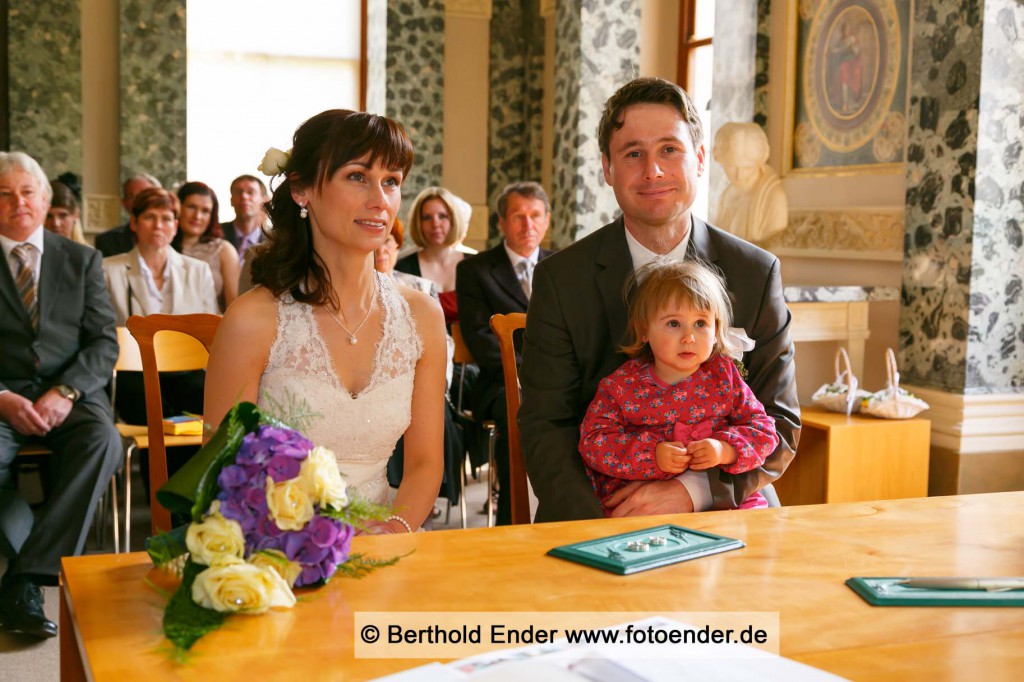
{"left": 191, "top": 560, "right": 296, "bottom": 614}
{"left": 265, "top": 475, "right": 315, "bottom": 531}
{"left": 249, "top": 550, "right": 302, "bottom": 588}
{"left": 257, "top": 147, "right": 291, "bottom": 176}
{"left": 299, "top": 446, "right": 349, "bottom": 510}
{"left": 186, "top": 501, "right": 246, "bottom": 566}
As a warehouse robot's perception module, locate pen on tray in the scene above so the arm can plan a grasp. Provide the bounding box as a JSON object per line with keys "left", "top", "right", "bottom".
{"left": 896, "top": 578, "right": 1024, "bottom": 592}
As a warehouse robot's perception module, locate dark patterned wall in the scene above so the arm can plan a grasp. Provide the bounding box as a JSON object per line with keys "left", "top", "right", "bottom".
{"left": 754, "top": 0, "right": 771, "bottom": 129}
{"left": 119, "top": 0, "right": 186, "bottom": 187}
{"left": 7, "top": 0, "right": 82, "bottom": 176}
{"left": 385, "top": 0, "right": 444, "bottom": 205}
{"left": 900, "top": 0, "right": 1024, "bottom": 394}
{"left": 487, "top": 0, "right": 545, "bottom": 243}
{"left": 551, "top": 0, "right": 640, "bottom": 247}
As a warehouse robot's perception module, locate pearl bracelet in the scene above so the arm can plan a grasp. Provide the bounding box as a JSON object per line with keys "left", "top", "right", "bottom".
{"left": 386, "top": 514, "right": 413, "bottom": 533}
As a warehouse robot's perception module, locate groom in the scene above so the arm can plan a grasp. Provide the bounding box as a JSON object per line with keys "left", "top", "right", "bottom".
{"left": 519, "top": 78, "right": 800, "bottom": 522}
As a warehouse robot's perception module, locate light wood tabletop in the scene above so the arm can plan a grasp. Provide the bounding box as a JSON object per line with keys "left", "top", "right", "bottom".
{"left": 60, "top": 492, "right": 1024, "bottom": 681}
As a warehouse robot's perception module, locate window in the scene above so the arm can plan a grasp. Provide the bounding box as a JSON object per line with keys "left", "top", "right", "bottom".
{"left": 186, "top": 0, "right": 362, "bottom": 205}
{"left": 678, "top": 0, "right": 715, "bottom": 221}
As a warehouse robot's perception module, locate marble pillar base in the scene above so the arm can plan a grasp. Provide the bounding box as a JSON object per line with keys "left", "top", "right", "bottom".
{"left": 929, "top": 447, "right": 1024, "bottom": 497}
{"left": 906, "top": 384, "right": 1024, "bottom": 495}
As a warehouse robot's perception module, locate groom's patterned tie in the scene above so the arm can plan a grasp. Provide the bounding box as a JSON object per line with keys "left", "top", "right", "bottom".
{"left": 12, "top": 243, "right": 39, "bottom": 332}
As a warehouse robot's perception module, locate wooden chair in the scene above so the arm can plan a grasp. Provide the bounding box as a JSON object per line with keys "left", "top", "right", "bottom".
{"left": 488, "top": 312, "right": 530, "bottom": 525}
{"left": 126, "top": 314, "right": 221, "bottom": 535}
{"left": 449, "top": 323, "right": 498, "bottom": 527}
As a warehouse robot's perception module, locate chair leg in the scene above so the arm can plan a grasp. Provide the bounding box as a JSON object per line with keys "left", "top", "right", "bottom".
{"left": 486, "top": 426, "right": 496, "bottom": 528}
{"left": 110, "top": 476, "right": 120, "bottom": 554}
{"left": 123, "top": 443, "right": 135, "bottom": 554}
{"left": 459, "top": 456, "right": 468, "bottom": 529}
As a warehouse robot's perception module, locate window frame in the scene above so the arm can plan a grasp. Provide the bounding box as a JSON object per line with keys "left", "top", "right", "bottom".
{"left": 676, "top": 0, "right": 713, "bottom": 91}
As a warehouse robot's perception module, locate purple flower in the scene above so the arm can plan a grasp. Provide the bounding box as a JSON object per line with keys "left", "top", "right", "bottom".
{"left": 296, "top": 563, "right": 323, "bottom": 587}
{"left": 307, "top": 515, "right": 341, "bottom": 548}
{"left": 218, "top": 498, "right": 245, "bottom": 523}
{"left": 266, "top": 455, "right": 302, "bottom": 482}
{"left": 218, "top": 464, "right": 249, "bottom": 491}
{"left": 282, "top": 530, "right": 330, "bottom": 566}
{"left": 236, "top": 425, "right": 313, "bottom": 468}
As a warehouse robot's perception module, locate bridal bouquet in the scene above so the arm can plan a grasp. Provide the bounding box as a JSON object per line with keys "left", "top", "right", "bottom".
{"left": 148, "top": 402, "right": 395, "bottom": 651}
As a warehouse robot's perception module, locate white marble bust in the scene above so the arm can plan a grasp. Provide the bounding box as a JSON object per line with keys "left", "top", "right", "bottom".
{"left": 712, "top": 122, "right": 788, "bottom": 244}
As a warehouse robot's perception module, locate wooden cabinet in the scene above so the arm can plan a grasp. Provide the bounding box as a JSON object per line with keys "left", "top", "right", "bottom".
{"left": 775, "top": 406, "right": 931, "bottom": 506}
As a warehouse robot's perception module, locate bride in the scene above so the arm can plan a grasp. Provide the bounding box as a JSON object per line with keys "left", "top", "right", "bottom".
{"left": 204, "top": 109, "right": 446, "bottom": 534}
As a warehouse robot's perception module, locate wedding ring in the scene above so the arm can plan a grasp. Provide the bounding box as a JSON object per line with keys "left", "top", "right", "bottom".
{"left": 626, "top": 540, "right": 649, "bottom": 552}
{"left": 649, "top": 536, "right": 668, "bottom": 546}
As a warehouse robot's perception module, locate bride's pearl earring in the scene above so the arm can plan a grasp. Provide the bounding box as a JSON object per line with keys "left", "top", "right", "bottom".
{"left": 299, "top": 203, "right": 308, "bottom": 219}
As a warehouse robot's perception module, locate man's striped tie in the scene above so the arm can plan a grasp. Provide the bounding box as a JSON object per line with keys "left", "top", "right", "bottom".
{"left": 12, "top": 243, "right": 39, "bottom": 331}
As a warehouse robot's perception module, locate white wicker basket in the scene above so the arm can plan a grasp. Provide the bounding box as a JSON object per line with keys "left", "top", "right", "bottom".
{"left": 861, "top": 348, "right": 929, "bottom": 420}
{"left": 811, "top": 347, "right": 869, "bottom": 416}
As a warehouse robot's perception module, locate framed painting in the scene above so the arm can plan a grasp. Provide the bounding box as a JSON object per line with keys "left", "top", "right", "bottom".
{"left": 783, "top": 0, "right": 912, "bottom": 176}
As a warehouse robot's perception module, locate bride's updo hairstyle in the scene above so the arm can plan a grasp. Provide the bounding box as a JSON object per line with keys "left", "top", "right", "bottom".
{"left": 251, "top": 109, "right": 414, "bottom": 307}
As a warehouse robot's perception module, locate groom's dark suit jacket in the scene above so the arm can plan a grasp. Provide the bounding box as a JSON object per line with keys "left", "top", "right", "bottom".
{"left": 519, "top": 217, "right": 800, "bottom": 522}
{"left": 455, "top": 243, "right": 553, "bottom": 417}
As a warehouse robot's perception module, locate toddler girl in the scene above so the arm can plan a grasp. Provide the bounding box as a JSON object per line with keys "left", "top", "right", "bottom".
{"left": 579, "top": 258, "right": 778, "bottom": 513}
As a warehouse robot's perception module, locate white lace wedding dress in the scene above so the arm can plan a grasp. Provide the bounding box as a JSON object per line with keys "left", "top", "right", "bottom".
{"left": 258, "top": 273, "right": 422, "bottom": 504}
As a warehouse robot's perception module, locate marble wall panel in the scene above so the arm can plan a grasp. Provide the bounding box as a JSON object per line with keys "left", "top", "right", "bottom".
{"left": 487, "top": 0, "right": 545, "bottom": 243}
{"left": 754, "top": 0, "right": 771, "bottom": 129}
{"left": 385, "top": 0, "right": 444, "bottom": 207}
{"left": 708, "top": 0, "right": 758, "bottom": 218}
{"left": 7, "top": 0, "right": 82, "bottom": 177}
{"left": 365, "top": 0, "right": 387, "bottom": 116}
{"left": 968, "top": 0, "right": 1024, "bottom": 391}
{"left": 551, "top": 0, "right": 640, "bottom": 247}
{"left": 901, "top": 0, "right": 1024, "bottom": 394}
{"left": 119, "top": 0, "right": 186, "bottom": 187}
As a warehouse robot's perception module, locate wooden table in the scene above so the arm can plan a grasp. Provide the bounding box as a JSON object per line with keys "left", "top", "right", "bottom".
{"left": 774, "top": 407, "right": 931, "bottom": 506}
{"left": 61, "top": 493, "right": 1024, "bottom": 681}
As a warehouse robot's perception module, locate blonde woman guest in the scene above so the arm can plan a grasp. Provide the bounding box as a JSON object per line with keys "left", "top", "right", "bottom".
{"left": 102, "top": 188, "right": 218, "bottom": 326}
{"left": 173, "top": 181, "right": 241, "bottom": 311}
{"left": 395, "top": 186, "right": 471, "bottom": 325}
{"left": 44, "top": 180, "right": 89, "bottom": 246}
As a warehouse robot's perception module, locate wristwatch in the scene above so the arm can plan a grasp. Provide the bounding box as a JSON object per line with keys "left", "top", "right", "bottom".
{"left": 54, "top": 384, "right": 80, "bottom": 402}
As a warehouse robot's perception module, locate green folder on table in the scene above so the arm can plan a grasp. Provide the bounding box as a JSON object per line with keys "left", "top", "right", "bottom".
{"left": 548, "top": 524, "right": 744, "bottom": 575}
{"left": 846, "top": 577, "right": 1024, "bottom": 607}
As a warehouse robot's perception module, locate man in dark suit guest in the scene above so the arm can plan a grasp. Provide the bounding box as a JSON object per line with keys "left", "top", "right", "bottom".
{"left": 519, "top": 78, "right": 800, "bottom": 522}
{"left": 0, "top": 152, "right": 122, "bottom": 638}
{"left": 220, "top": 174, "right": 268, "bottom": 265}
{"left": 94, "top": 172, "right": 161, "bottom": 257}
{"left": 455, "top": 181, "right": 554, "bottom": 525}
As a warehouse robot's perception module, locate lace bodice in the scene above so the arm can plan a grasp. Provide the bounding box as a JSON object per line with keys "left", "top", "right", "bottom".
{"left": 258, "top": 273, "right": 422, "bottom": 504}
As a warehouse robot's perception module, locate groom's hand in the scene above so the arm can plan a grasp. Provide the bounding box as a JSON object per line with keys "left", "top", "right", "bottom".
{"left": 605, "top": 480, "right": 695, "bottom": 518}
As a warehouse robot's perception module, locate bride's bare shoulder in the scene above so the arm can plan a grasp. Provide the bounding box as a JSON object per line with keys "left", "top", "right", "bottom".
{"left": 220, "top": 286, "right": 279, "bottom": 340}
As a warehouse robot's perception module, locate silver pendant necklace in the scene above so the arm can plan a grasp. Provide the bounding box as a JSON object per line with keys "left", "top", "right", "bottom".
{"left": 326, "top": 273, "right": 378, "bottom": 345}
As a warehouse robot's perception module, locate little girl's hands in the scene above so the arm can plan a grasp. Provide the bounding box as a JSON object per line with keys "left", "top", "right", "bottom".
{"left": 687, "top": 439, "right": 737, "bottom": 470}
{"left": 656, "top": 441, "right": 691, "bottom": 474}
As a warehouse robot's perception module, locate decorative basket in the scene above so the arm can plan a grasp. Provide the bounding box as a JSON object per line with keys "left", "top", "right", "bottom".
{"left": 861, "top": 348, "right": 929, "bottom": 420}
{"left": 811, "top": 347, "right": 869, "bottom": 416}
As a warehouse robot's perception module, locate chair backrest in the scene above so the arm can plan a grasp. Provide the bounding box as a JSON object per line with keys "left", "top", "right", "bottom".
{"left": 126, "top": 313, "right": 221, "bottom": 533}
{"left": 488, "top": 312, "right": 529, "bottom": 525}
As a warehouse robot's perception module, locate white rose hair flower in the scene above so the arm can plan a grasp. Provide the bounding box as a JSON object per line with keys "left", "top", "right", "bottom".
{"left": 258, "top": 147, "right": 292, "bottom": 176}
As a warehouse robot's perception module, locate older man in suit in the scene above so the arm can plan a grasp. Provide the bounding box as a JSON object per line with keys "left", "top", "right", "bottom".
{"left": 0, "top": 152, "right": 122, "bottom": 638}
{"left": 519, "top": 78, "right": 800, "bottom": 523}
{"left": 456, "top": 181, "right": 554, "bottom": 525}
